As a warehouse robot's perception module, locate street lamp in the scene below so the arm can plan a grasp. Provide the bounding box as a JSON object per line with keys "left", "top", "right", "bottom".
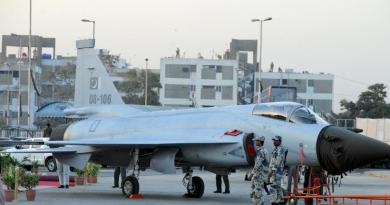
{"left": 3, "top": 63, "right": 11, "bottom": 126}
{"left": 11, "top": 33, "right": 23, "bottom": 126}
{"left": 251, "top": 17, "right": 272, "bottom": 103}
{"left": 81, "top": 19, "right": 96, "bottom": 40}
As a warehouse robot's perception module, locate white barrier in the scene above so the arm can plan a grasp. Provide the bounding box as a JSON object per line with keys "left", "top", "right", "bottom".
{"left": 356, "top": 118, "right": 390, "bottom": 145}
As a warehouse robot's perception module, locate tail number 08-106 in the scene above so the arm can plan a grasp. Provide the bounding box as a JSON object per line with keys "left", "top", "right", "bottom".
{"left": 89, "top": 94, "right": 112, "bottom": 104}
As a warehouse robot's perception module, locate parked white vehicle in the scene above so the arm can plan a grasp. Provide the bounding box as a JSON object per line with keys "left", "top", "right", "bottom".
{"left": 5, "top": 137, "right": 57, "bottom": 172}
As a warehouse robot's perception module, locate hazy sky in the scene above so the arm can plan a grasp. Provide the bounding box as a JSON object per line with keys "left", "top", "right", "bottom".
{"left": 1, "top": 0, "right": 389, "bottom": 111}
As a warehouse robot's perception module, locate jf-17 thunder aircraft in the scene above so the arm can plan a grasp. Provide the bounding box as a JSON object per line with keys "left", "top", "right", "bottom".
{"left": 3, "top": 39, "right": 390, "bottom": 199}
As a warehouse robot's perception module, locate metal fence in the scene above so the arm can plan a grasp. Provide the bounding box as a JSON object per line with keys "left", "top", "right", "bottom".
{"left": 336, "top": 119, "right": 356, "bottom": 129}
{"left": 0, "top": 126, "right": 43, "bottom": 139}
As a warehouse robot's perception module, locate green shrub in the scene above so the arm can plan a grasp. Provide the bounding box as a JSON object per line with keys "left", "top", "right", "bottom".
{"left": 3, "top": 166, "right": 15, "bottom": 190}
{"left": 31, "top": 160, "right": 39, "bottom": 168}
{"left": 75, "top": 168, "right": 85, "bottom": 177}
{"left": 0, "top": 154, "right": 20, "bottom": 167}
{"left": 21, "top": 172, "right": 39, "bottom": 190}
{"left": 2, "top": 165, "right": 24, "bottom": 190}
{"left": 85, "top": 163, "right": 101, "bottom": 176}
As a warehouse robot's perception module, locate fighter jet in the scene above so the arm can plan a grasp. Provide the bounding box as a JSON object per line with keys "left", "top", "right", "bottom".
{"left": 3, "top": 40, "right": 390, "bottom": 198}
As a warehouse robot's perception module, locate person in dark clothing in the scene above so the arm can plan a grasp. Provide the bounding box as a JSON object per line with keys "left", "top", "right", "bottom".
{"left": 214, "top": 174, "right": 230, "bottom": 194}
{"left": 113, "top": 167, "right": 126, "bottom": 188}
{"left": 43, "top": 123, "right": 52, "bottom": 138}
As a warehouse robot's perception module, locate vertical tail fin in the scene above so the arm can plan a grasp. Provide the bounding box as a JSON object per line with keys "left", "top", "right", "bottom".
{"left": 74, "top": 40, "right": 124, "bottom": 107}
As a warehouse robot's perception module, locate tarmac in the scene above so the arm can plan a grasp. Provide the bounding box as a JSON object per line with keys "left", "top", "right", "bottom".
{"left": 5, "top": 168, "right": 390, "bottom": 205}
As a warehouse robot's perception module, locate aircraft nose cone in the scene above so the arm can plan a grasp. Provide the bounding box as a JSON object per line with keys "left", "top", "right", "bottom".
{"left": 317, "top": 125, "right": 390, "bottom": 175}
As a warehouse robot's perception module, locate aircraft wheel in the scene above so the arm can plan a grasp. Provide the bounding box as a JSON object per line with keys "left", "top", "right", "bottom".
{"left": 187, "top": 176, "right": 204, "bottom": 198}
{"left": 46, "top": 157, "right": 57, "bottom": 172}
{"left": 122, "top": 176, "right": 139, "bottom": 197}
{"left": 288, "top": 197, "right": 298, "bottom": 205}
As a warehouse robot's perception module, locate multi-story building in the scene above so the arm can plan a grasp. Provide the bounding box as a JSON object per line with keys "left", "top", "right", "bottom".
{"left": 160, "top": 58, "right": 238, "bottom": 107}
{"left": 260, "top": 69, "right": 334, "bottom": 114}
{"left": 0, "top": 34, "right": 53, "bottom": 127}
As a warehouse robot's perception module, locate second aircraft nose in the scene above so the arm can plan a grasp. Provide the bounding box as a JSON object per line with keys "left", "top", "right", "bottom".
{"left": 316, "top": 125, "right": 390, "bottom": 175}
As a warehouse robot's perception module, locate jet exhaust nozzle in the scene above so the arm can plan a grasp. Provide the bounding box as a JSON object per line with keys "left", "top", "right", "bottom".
{"left": 317, "top": 125, "right": 390, "bottom": 175}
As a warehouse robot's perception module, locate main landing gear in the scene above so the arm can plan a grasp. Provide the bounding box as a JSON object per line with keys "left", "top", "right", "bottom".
{"left": 122, "top": 149, "right": 142, "bottom": 198}
{"left": 182, "top": 169, "right": 205, "bottom": 198}
{"left": 122, "top": 176, "right": 139, "bottom": 196}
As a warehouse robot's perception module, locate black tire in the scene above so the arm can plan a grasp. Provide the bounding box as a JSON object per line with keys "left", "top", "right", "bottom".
{"left": 122, "top": 176, "right": 139, "bottom": 197}
{"left": 46, "top": 157, "right": 57, "bottom": 172}
{"left": 187, "top": 176, "right": 204, "bottom": 198}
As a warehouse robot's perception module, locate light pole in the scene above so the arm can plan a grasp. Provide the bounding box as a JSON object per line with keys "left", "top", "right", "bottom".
{"left": 11, "top": 33, "right": 22, "bottom": 127}
{"left": 27, "top": 0, "right": 32, "bottom": 128}
{"left": 81, "top": 19, "right": 96, "bottom": 40}
{"left": 3, "top": 63, "right": 11, "bottom": 126}
{"left": 144, "top": 58, "right": 149, "bottom": 106}
{"left": 251, "top": 17, "right": 272, "bottom": 103}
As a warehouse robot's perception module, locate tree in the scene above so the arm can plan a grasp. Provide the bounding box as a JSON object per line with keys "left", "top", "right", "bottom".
{"left": 339, "top": 83, "right": 390, "bottom": 118}
{"left": 116, "top": 69, "right": 161, "bottom": 105}
{"left": 99, "top": 51, "right": 120, "bottom": 73}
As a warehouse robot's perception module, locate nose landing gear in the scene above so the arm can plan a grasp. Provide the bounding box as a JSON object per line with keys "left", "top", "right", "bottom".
{"left": 182, "top": 169, "right": 205, "bottom": 198}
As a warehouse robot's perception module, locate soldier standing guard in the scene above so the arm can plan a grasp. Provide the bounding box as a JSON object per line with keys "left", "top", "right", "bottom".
{"left": 268, "top": 135, "right": 288, "bottom": 205}
{"left": 248, "top": 135, "right": 269, "bottom": 205}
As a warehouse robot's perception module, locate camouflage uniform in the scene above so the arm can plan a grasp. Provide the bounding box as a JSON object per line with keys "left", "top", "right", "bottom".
{"left": 251, "top": 146, "right": 269, "bottom": 205}
{"left": 269, "top": 145, "right": 288, "bottom": 203}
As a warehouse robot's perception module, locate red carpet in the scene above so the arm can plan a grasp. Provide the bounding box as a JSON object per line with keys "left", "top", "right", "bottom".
{"left": 37, "top": 175, "right": 76, "bottom": 187}
{"left": 38, "top": 181, "right": 75, "bottom": 187}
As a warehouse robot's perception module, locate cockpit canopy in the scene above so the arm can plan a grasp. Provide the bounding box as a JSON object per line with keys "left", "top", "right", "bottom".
{"left": 252, "top": 102, "right": 328, "bottom": 125}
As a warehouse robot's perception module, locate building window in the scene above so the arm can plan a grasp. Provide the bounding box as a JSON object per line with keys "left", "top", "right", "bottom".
{"left": 165, "top": 64, "right": 192, "bottom": 79}
{"left": 308, "top": 80, "right": 314, "bottom": 87}
{"left": 204, "top": 65, "right": 215, "bottom": 69}
{"left": 164, "top": 84, "right": 191, "bottom": 99}
{"left": 216, "top": 66, "right": 222, "bottom": 73}
{"left": 190, "top": 85, "right": 196, "bottom": 91}
{"left": 222, "top": 86, "right": 233, "bottom": 100}
{"left": 182, "top": 67, "right": 189, "bottom": 72}
{"left": 222, "top": 66, "right": 234, "bottom": 80}
{"left": 308, "top": 99, "right": 313, "bottom": 106}
{"left": 202, "top": 66, "right": 216, "bottom": 79}
{"left": 282, "top": 79, "right": 288, "bottom": 85}
{"left": 13, "top": 71, "right": 19, "bottom": 78}
{"left": 201, "top": 85, "right": 216, "bottom": 99}
{"left": 215, "top": 86, "right": 222, "bottom": 92}
{"left": 190, "top": 65, "right": 197, "bottom": 72}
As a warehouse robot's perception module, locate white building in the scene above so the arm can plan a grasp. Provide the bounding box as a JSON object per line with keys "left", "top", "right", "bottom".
{"left": 0, "top": 62, "right": 40, "bottom": 127}
{"left": 261, "top": 69, "right": 334, "bottom": 114}
{"left": 160, "top": 58, "right": 238, "bottom": 107}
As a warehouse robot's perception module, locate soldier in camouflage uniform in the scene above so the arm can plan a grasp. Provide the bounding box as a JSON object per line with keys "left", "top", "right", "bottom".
{"left": 249, "top": 135, "right": 269, "bottom": 205}
{"left": 268, "top": 135, "right": 288, "bottom": 205}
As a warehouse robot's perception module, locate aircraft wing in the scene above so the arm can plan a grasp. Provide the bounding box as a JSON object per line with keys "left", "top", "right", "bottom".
{"left": 2, "top": 147, "right": 78, "bottom": 153}
{"left": 46, "top": 128, "right": 241, "bottom": 147}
